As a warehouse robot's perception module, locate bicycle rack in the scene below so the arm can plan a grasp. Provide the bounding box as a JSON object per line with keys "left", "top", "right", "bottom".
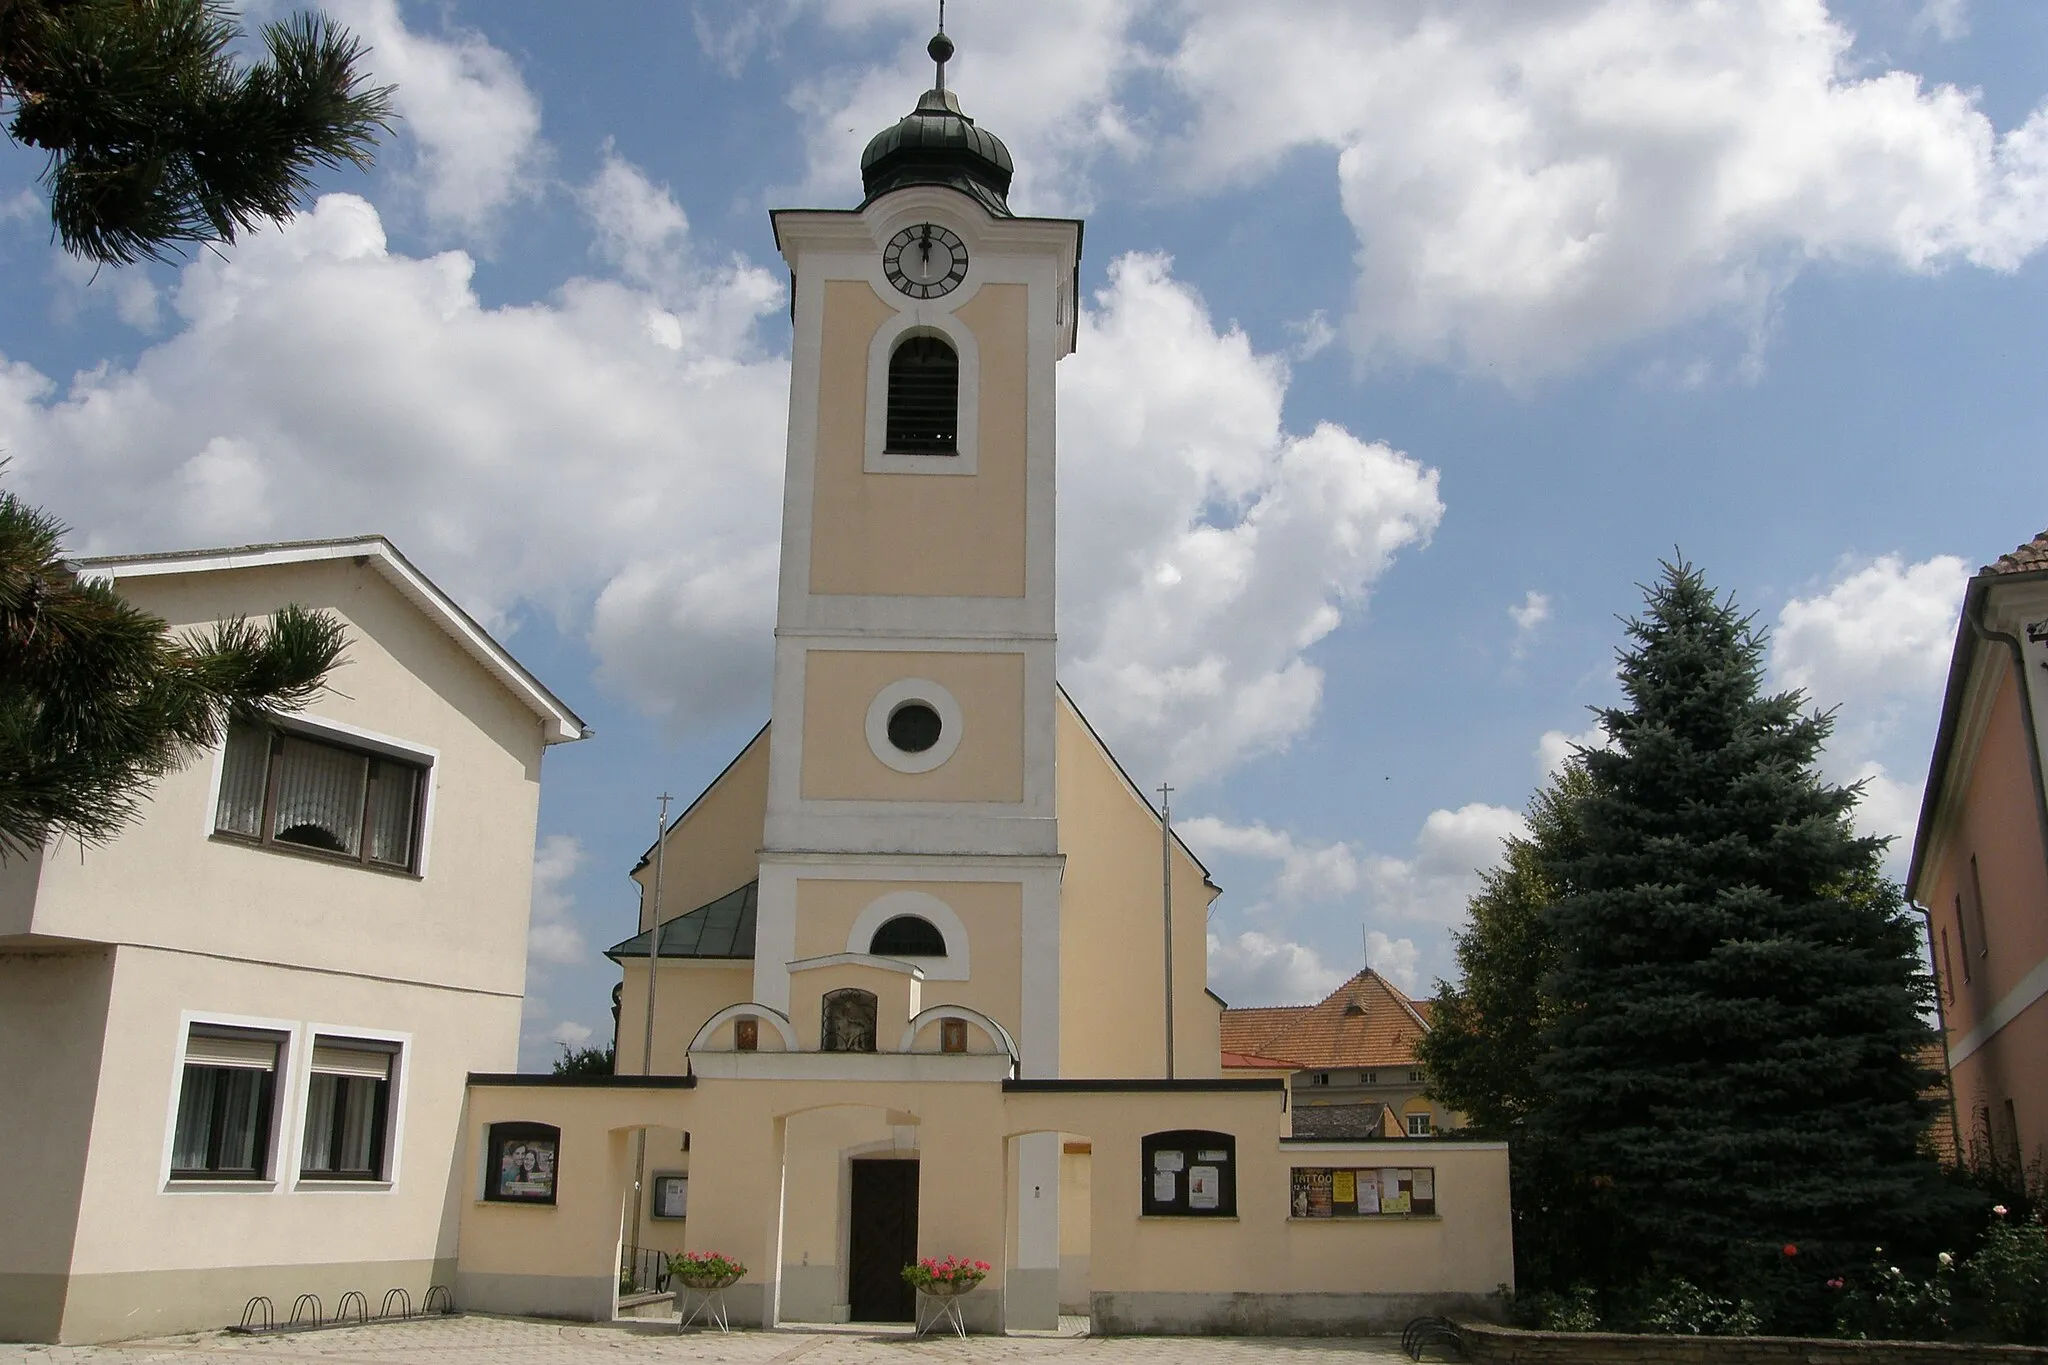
{"left": 289, "top": 1294, "right": 323, "bottom": 1330}
{"left": 237, "top": 1297, "right": 275, "bottom": 1333}
{"left": 1401, "top": 1315, "right": 1466, "bottom": 1361}
{"left": 423, "top": 1284, "right": 455, "bottom": 1315}
{"left": 335, "top": 1291, "right": 368, "bottom": 1325}
{"left": 379, "top": 1287, "right": 414, "bottom": 1320}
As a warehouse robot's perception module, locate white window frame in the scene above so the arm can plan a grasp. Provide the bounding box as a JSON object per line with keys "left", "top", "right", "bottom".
{"left": 292, "top": 1023, "right": 412, "bottom": 1192}
{"left": 203, "top": 713, "right": 440, "bottom": 878}
{"left": 160, "top": 1011, "right": 298, "bottom": 1193}
{"left": 1407, "top": 1112, "right": 1434, "bottom": 1138}
{"left": 864, "top": 312, "right": 981, "bottom": 476}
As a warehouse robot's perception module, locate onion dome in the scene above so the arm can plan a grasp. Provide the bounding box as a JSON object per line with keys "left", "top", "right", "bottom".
{"left": 859, "top": 29, "right": 1014, "bottom": 216}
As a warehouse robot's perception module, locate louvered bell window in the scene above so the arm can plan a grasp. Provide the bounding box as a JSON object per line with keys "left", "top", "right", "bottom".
{"left": 885, "top": 335, "right": 959, "bottom": 455}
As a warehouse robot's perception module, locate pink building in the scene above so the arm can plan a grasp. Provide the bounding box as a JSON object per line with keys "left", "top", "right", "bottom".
{"left": 1912, "top": 530, "right": 2048, "bottom": 1173}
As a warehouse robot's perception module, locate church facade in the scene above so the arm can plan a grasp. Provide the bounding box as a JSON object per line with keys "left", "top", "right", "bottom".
{"left": 452, "top": 36, "right": 1512, "bottom": 1335}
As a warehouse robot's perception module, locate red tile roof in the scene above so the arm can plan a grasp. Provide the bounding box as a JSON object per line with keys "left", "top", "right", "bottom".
{"left": 1221, "top": 1050, "right": 1296, "bottom": 1071}
{"left": 1987, "top": 530, "right": 2048, "bottom": 576}
{"left": 1217, "top": 970, "right": 1431, "bottom": 1071}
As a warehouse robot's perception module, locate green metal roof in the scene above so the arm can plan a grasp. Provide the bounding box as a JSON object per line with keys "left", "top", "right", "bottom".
{"left": 605, "top": 880, "right": 757, "bottom": 962}
{"left": 860, "top": 88, "right": 1014, "bottom": 216}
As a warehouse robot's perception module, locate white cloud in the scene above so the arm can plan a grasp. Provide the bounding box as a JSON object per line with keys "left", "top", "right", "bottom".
{"left": 1363, "top": 802, "right": 1526, "bottom": 925}
{"left": 1366, "top": 930, "right": 1422, "bottom": 995}
{"left": 527, "top": 833, "right": 589, "bottom": 967}
{"left": 1912, "top": 0, "right": 1970, "bottom": 43}
{"left": 1773, "top": 553, "right": 1966, "bottom": 717}
{"left": 1058, "top": 253, "right": 1444, "bottom": 784}
{"left": 0, "top": 189, "right": 792, "bottom": 725}
{"left": 1208, "top": 930, "right": 1347, "bottom": 1008}
{"left": 0, "top": 189, "right": 39, "bottom": 224}
{"left": 1770, "top": 552, "right": 1966, "bottom": 849}
{"left": 1537, "top": 722, "right": 1609, "bottom": 780}
{"left": 776, "top": 2, "right": 2048, "bottom": 378}
{"left": 1178, "top": 816, "right": 1361, "bottom": 902}
{"left": 549, "top": 1020, "right": 596, "bottom": 1049}
{"left": 325, "top": 0, "right": 547, "bottom": 235}
{"left": 1288, "top": 310, "right": 1337, "bottom": 360}
{"left": 1510, "top": 590, "right": 1551, "bottom": 658}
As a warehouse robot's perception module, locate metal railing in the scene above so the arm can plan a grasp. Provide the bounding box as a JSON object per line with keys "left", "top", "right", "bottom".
{"left": 619, "top": 1244, "right": 672, "bottom": 1297}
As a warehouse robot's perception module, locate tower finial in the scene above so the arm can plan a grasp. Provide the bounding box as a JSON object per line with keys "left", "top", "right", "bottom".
{"left": 928, "top": 2, "right": 954, "bottom": 95}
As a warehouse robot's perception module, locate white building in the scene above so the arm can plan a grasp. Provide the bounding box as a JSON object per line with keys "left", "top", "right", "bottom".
{"left": 0, "top": 538, "right": 585, "bottom": 1343}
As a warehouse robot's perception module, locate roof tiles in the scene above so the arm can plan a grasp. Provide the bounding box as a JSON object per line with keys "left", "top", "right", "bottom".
{"left": 1986, "top": 530, "right": 2048, "bottom": 576}
{"left": 1217, "top": 970, "right": 1431, "bottom": 1071}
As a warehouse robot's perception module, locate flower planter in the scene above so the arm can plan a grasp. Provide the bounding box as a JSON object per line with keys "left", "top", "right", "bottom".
{"left": 672, "top": 1271, "right": 742, "bottom": 1292}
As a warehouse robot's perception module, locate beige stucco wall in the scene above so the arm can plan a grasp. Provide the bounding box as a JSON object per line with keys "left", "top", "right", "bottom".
{"left": 794, "top": 879, "right": 1022, "bottom": 1038}
{"left": 1055, "top": 695, "right": 1220, "bottom": 1079}
{"left": 790, "top": 963, "right": 922, "bottom": 1052}
{"left": 615, "top": 961, "right": 753, "bottom": 1075}
{"left": 35, "top": 942, "right": 515, "bottom": 1342}
{"left": 808, "top": 280, "right": 1029, "bottom": 599}
{"left": 634, "top": 727, "right": 769, "bottom": 930}
{"left": 799, "top": 650, "right": 1025, "bottom": 803}
{"left": 453, "top": 1078, "right": 1513, "bottom": 1331}
{"left": 0, "top": 948, "right": 114, "bottom": 1341}
{"left": 13, "top": 561, "right": 549, "bottom": 999}
{"left": 1924, "top": 655, "right": 2048, "bottom": 1170}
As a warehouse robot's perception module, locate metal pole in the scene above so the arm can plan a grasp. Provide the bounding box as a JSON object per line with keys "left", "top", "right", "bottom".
{"left": 630, "top": 792, "right": 673, "bottom": 1282}
{"left": 1160, "top": 782, "right": 1175, "bottom": 1081}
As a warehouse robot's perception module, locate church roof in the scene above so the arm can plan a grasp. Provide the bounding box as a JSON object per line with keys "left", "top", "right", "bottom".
{"left": 606, "top": 879, "right": 757, "bottom": 962}
{"left": 858, "top": 30, "right": 1014, "bottom": 215}
{"left": 1218, "top": 970, "right": 1432, "bottom": 1071}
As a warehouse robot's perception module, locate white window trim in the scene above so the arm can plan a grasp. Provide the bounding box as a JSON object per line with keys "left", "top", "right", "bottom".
{"left": 161, "top": 1011, "right": 299, "bottom": 1193}
{"left": 864, "top": 311, "right": 980, "bottom": 476}
{"left": 203, "top": 714, "right": 441, "bottom": 878}
{"left": 864, "top": 679, "right": 964, "bottom": 775}
{"left": 291, "top": 1023, "right": 412, "bottom": 1191}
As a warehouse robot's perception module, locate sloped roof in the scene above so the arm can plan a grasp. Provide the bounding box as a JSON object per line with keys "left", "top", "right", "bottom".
{"left": 1986, "top": 529, "right": 2048, "bottom": 576}
{"left": 607, "top": 880, "right": 757, "bottom": 961}
{"left": 75, "top": 536, "right": 587, "bottom": 743}
{"left": 1218, "top": 970, "right": 1431, "bottom": 1071}
{"left": 1288, "top": 1103, "right": 1401, "bottom": 1141}
{"left": 1221, "top": 1050, "right": 1296, "bottom": 1071}
{"left": 1220, "top": 1005, "right": 1311, "bottom": 1058}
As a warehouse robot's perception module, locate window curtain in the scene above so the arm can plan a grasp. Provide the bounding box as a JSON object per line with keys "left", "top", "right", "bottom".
{"left": 271, "top": 736, "right": 367, "bottom": 855}
{"left": 365, "top": 762, "right": 418, "bottom": 867}
{"left": 214, "top": 725, "right": 270, "bottom": 836}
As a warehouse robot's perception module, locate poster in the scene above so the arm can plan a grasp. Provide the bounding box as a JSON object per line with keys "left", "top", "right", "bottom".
{"left": 1331, "top": 1170, "right": 1356, "bottom": 1208}
{"left": 1188, "top": 1165, "right": 1220, "bottom": 1210}
{"left": 1154, "top": 1149, "right": 1185, "bottom": 1172}
{"left": 1153, "top": 1170, "right": 1178, "bottom": 1203}
{"left": 1381, "top": 1168, "right": 1411, "bottom": 1215}
{"left": 1355, "top": 1169, "right": 1381, "bottom": 1214}
{"left": 495, "top": 1135, "right": 557, "bottom": 1201}
{"left": 1290, "top": 1167, "right": 1333, "bottom": 1218}
{"left": 1197, "top": 1149, "right": 1230, "bottom": 1163}
{"left": 653, "top": 1175, "right": 688, "bottom": 1219}
{"left": 1413, "top": 1168, "right": 1434, "bottom": 1202}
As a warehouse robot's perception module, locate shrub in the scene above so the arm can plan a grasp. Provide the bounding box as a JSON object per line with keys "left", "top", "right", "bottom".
{"left": 1641, "top": 1279, "right": 1762, "bottom": 1336}
{"left": 1961, "top": 1208, "right": 2048, "bottom": 1344}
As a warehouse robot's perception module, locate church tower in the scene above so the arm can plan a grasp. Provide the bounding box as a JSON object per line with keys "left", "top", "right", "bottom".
{"left": 751, "top": 27, "right": 1082, "bottom": 1086}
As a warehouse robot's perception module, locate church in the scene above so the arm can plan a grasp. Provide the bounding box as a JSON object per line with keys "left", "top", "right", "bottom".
{"left": 453, "top": 29, "right": 1512, "bottom": 1334}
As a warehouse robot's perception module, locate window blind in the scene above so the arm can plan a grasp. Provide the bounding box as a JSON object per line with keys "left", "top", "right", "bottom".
{"left": 311, "top": 1044, "right": 394, "bottom": 1080}
{"left": 186, "top": 1034, "right": 280, "bottom": 1070}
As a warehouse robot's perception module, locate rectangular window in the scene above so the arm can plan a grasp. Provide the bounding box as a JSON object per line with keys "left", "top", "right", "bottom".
{"left": 1311, "top": 1072, "right": 1330, "bottom": 1086}
{"left": 172, "top": 1028, "right": 282, "bottom": 1179}
{"left": 1955, "top": 896, "right": 1973, "bottom": 983}
{"left": 1409, "top": 1069, "right": 1425, "bottom": 1083}
{"left": 1361, "top": 1071, "right": 1377, "bottom": 1085}
{"left": 940, "top": 1018, "right": 968, "bottom": 1053}
{"left": 1291, "top": 1166, "right": 1435, "bottom": 1218}
{"left": 1407, "top": 1112, "right": 1434, "bottom": 1137}
{"left": 300, "top": 1039, "right": 396, "bottom": 1179}
{"left": 215, "top": 723, "right": 428, "bottom": 873}
{"left": 1939, "top": 928, "right": 1955, "bottom": 1005}
{"left": 1968, "top": 856, "right": 1990, "bottom": 958}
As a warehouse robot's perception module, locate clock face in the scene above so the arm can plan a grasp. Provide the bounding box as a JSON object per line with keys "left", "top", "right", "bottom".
{"left": 883, "top": 223, "right": 969, "bottom": 299}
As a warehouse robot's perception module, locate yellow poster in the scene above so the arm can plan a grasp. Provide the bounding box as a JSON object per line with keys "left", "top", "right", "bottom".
{"left": 1332, "top": 1170, "right": 1356, "bottom": 1207}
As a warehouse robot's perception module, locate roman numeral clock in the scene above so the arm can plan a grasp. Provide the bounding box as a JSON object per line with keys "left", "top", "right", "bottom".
{"left": 882, "top": 223, "right": 969, "bottom": 299}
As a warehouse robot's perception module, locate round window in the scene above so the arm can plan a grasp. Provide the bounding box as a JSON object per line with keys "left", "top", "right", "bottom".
{"left": 887, "top": 702, "right": 943, "bottom": 754}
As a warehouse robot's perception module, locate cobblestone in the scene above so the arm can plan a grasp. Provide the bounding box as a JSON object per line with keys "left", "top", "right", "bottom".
{"left": 0, "top": 1316, "right": 1414, "bottom": 1365}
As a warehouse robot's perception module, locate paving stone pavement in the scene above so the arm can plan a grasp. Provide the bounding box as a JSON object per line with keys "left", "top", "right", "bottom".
{"left": 0, "top": 1315, "right": 1418, "bottom": 1365}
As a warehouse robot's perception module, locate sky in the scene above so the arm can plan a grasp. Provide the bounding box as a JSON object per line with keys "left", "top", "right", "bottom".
{"left": 4, "top": 0, "right": 2046, "bottom": 1068}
